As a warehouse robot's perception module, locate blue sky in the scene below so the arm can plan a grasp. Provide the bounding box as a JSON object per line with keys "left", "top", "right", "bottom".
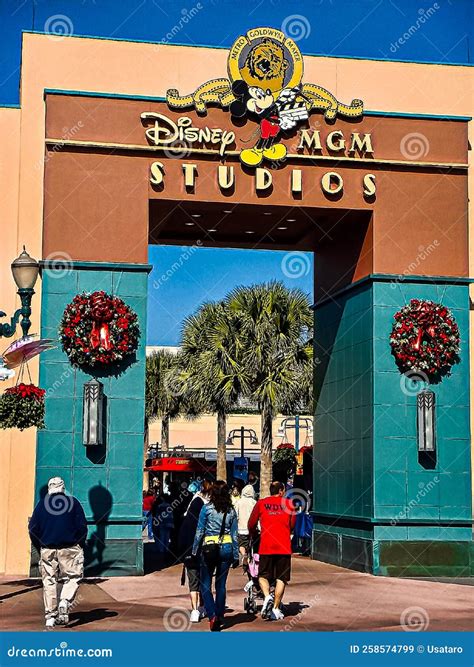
{"left": 147, "top": 246, "right": 314, "bottom": 346}
{"left": 1, "top": 0, "right": 472, "bottom": 106}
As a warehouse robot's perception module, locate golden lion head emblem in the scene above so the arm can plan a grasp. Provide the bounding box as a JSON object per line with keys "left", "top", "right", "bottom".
{"left": 241, "top": 38, "right": 289, "bottom": 92}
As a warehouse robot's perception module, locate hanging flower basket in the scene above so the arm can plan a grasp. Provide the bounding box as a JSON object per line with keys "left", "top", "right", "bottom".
{"left": 60, "top": 291, "right": 140, "bottom": 368}
{"left": 0, "top": 383, "right": 46, "bottom": 430}
{"left": 273, "top": 442, "right": 297, "bottom": 465}
{"left": 390, "top": 299, "right": 460, "bottom": 382}
{"left": 273, "top": 443, "right": 297, "bottom": 482}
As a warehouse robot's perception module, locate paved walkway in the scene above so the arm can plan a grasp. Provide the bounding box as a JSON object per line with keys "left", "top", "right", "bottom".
{"left": 1, "top": 557, "right": 472, "bottom": 632}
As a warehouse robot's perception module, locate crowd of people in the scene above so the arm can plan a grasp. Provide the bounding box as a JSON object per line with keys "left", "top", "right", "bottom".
{"left": 29, "top": 474, "right": 310, "bottom": 631}
{"left": 151, "top": 476, "right": 297, "bottom": 631}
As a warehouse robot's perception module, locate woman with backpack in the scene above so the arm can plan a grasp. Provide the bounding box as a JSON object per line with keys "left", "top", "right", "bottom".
{"left": 192, "top": 480, "right": 239, "bottom": 631}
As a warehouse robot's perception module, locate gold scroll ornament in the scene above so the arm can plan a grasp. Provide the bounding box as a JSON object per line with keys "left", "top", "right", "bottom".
{"left": 166, "top": 79, "right": 362, "bottom": 121}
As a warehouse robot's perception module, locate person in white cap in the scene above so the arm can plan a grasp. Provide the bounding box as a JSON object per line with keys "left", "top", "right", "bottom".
{"left": 29, "top": 477, "right": 87, "bottom": 628}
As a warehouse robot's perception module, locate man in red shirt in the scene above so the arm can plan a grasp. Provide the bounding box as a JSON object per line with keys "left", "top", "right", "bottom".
{"left": 248, "top": 481, "right": 296, "bottom": 620}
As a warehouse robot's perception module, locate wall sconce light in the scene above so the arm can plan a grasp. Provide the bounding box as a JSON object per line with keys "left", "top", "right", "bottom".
{"left": 417, "top": 389, "right": 436, "bottom": 453}
{"left": 83, "top": 378, "right": 104, "bottom": 446}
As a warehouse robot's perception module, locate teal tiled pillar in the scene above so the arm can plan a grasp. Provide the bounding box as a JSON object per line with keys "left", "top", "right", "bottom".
{"left": 33, "top": 261, "right": 151, "bottom": 576}
{"left": 312, "top": 275, "right": 473, "bottom": 576}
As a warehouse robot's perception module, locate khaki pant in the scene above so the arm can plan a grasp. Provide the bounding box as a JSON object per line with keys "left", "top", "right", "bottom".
{"left": 39, "top": 544, "right": 84, "bottom": 620}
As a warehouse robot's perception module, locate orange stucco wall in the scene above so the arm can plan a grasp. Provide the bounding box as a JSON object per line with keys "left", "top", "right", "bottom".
{"left": 0, "top": 31, "right": 472, "bottom": 574}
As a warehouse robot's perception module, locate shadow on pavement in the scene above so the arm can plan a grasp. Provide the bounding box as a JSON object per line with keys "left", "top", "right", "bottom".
{"left": 222, "top": 612, "right": 258, "bottom": 629}
{"left": 0, "top": 584, "right": 42, "bottom": 602}
{"left": 283, "top": 601, "right": 308, "bottom": 617}
{"left": 68, "top": 608, "right": 119, "bottom": 628}
{"left": 0, "top": 579, "right": 40, "bottom": 587}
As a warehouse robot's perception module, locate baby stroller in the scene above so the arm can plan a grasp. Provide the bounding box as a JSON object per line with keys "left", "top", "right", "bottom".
{"left": 243, "top": 539, "right": 263, "bottom": 615}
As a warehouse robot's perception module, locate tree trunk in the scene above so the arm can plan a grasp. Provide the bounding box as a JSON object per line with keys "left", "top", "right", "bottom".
{"left": 217, "top": 409, "right": 227, "bottom": 482}
{"left": 161, "top": 415, "right": 170, "bottom": 452}
{"left": 144, "top": 418, "right": 149, "bottom": 453}
{"left": 260, "top": 404, "right": 273, "bottom": 497}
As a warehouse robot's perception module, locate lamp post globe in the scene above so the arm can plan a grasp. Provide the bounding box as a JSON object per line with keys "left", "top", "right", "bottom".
{"left": 11, "top": 246, "right": 40, "bottom": 290}
{"left": 0, "top": 246, "right": 40, "bottom": 338}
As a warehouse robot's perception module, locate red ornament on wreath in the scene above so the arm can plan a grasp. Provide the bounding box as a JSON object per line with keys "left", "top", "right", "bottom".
{"left": 60, "top": 291, "right": 140, "bottom": 368}
{"left": 390, "top": 298, "right": 460, "bottom": 382}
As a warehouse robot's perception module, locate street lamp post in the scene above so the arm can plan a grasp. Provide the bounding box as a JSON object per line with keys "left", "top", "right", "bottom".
{"left": 0, "top": 247, "right": 40, "bottom": 339}
{"left": 226, "top": 427, "right": 258, "bottom": 457}
{"left": 226, "top": 427, "right": 258, "bottom": 482}
{"left": 278, "top": 416, "right": 313, "bottom": 452}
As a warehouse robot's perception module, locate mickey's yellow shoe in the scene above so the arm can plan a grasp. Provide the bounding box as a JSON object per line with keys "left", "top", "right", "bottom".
{"left": 240, "top": 147, "right": 264, "bottom": 167}
{"left": 263, "top": 143, "right": 287, "bottom": 161}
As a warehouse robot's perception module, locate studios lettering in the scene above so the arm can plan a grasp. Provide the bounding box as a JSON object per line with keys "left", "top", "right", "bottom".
{"left": 148, "top": 161, "right": 376, "bottom": 200}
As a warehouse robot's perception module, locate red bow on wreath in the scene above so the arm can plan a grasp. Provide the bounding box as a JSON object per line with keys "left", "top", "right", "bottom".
{"left": 411, "top": 301, "right": 437, "bottom": 352}
{"left": 89, "top": 292, "right": 113, "bottom": 351}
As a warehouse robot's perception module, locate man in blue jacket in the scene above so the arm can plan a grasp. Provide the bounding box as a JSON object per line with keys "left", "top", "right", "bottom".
{"left": 29, "top": 477, "right": 87, "bottom": 628}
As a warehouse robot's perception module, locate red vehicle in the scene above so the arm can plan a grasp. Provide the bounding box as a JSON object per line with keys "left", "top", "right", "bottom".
{"left": 144, "top": 447, "right": 216, "bottom": 489}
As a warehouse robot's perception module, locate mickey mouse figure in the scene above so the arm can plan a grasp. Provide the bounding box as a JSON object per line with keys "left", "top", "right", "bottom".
{"left": 230, "top": 79, "right": 308, "bottom": 167}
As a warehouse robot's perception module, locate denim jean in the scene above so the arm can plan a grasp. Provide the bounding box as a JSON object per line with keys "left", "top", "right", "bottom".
{"left": 200, "top": 543, "right": 233, "bottom": 619}
{"left": 154, "top": 527, "right": 171, "bottom": 553}
{"left": 142, "top": 511, "right": 153, "bottom": 539}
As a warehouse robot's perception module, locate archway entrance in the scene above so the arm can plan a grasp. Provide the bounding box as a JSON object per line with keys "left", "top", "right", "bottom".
{"left": 36, "top": 50, "right": 471, "bottom": 576}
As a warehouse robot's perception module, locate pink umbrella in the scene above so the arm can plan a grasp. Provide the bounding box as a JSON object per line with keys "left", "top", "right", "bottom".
{"left": 2, "top": 334, "right": 56, "bottom": 369}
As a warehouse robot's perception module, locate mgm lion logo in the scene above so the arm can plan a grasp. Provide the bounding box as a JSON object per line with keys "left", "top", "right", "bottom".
{"left": 240, "top": 37, "right": 290, "bottom": 91}
{"left": 165, "top": 27, "right": 363, "bottom": 167}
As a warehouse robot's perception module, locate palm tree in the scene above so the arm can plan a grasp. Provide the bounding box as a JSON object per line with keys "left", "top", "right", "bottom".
{"left": 145, "top": 349, "right": 183, "bottom": 451}
{"left": 226, "top": 282, "right": 313, "bottom": 497}
{"left": 180, "top": 302, "right": 250, "bottom": 481}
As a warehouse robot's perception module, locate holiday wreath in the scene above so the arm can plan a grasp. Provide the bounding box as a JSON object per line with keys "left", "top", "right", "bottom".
{"left": 390, "top": 298, "right": 460, "bottom": 381}
{"left": 0, "top": 383, "right": 46, "bottom": 430}
{"left": 60, "top": 291, "right": 140, "bottom": 368}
